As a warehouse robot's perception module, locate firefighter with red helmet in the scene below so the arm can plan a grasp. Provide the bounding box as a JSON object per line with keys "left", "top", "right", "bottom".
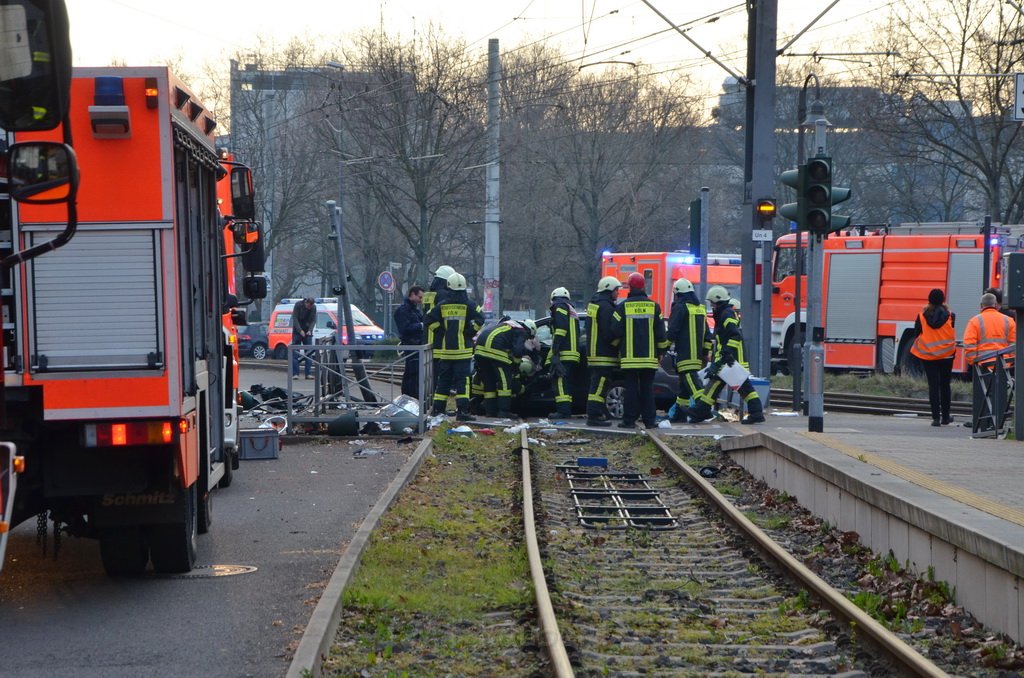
{"left": 610, "top": 272, "right": 670, "bottom": 428}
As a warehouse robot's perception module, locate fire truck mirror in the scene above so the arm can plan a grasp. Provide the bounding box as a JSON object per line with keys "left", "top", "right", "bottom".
{"left": 8, "top": 141, "right": 78, "bottom": 204}
{"left": 0, "top": 0, "right": 72, "bottom": 132}
{"left": 240, "top": 225, "right": 265, "bottom": 275}
{"left": 229, "top": 166, "right": 256, "bottom": 220}
{"left": 1003, "top": 252, "right": 1024, "bottom": 309}
{"left": 242, "top": 274, "right": 268, "bottom": 301}
{"left": 231, "top": 220, "right": 259, "bottom": 246}
{"left": 230, "top": 309, "right": 247, "bottom": 326}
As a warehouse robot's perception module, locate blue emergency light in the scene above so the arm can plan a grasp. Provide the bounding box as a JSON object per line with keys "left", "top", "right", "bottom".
{"left": 94, "top": 77, "right": 126, "bottom": 106}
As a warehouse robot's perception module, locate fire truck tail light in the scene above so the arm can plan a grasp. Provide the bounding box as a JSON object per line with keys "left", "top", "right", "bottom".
{"left": 12, "top": 456, "right": 24, "bottom": 473}
{"left": 144, "top": 77, "right": 159, "bottom": 109}
{"left": 179, "top": 419, "right": 189, "bottom": 434}
{"left": 83, "top": 421, "right": 177, "bottom": 448}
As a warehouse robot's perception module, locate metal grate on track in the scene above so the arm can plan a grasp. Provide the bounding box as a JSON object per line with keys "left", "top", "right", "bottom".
{"left": 555, "top": 463, "right": 678, "bottom": 530}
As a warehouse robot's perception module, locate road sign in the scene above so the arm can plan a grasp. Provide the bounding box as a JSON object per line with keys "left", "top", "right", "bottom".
{"left": 377, "top": 270, "right": 396, "bottom": 293}
{"left": 1016, "top": 73, "right": 1024, "bottom": 121}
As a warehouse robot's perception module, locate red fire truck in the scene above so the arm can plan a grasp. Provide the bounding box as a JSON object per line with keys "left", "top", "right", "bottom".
{"left": 3, "top": 66, "right": 266, "bottom": 575}
{"left": 771, "top": 223, "right": 1021, "bottom": 376}
{"left": 600, "top": 251, "right": 742, "bottom": 316}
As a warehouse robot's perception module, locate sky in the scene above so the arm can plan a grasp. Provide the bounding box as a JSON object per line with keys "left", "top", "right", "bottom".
{"left": 66, "top": 0, "right": 897, "bottom": 97}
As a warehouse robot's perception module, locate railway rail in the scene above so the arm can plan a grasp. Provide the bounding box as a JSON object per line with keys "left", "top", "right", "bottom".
{"left": 517, "top": 428, "right": 947, "bottom": 676}
{"left": 769, "top": 388, "right": 972, "bottom": 418}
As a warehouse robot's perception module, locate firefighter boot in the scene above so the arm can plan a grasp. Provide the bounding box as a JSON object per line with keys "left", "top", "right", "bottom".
{"left": 456, "top": 409, "right": 476, "bottom": 422}
{"left": 483, "top": 397, "right": 498, "bottom": 418}
{"left": 495, "top": 396, "right": 518, "bottom": 420}
{"left": 741, "top": 396, "right": 765, "bottom": 425}
{"left": 669, "top": 401, "right": 689, "bottom": 423}
{"left": 685, "top": 401, "right": 714, "bottom": 424}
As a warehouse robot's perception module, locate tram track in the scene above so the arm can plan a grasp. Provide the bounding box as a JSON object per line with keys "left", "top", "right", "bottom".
{"left": 770, "top": 388, "right": 973, "bottom": 418}
{"left": 517, "top": 428, "right": 947, "bottom": 676}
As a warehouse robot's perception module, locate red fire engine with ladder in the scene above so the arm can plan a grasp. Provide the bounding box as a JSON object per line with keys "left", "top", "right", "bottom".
{"left": 1, "top": 51, "right": 267, "bottom": 573}
{"left": 771, "top": 223, "right": 1022, "bottom": 376}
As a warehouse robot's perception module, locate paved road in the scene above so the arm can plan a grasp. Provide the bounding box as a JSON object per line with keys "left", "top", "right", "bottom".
{"left": 0, "top": 364, "right": 415, "bottom": 678}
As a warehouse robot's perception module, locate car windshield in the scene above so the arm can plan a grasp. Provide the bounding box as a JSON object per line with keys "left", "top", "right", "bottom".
{"left": 350, "top": 305, "right": 373, "bottom": 326}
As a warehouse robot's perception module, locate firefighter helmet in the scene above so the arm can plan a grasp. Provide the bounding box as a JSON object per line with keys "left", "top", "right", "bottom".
{"left": 434, "top": 265, "right": 455, "bottom": 280}
{"left": 550, "top": 286, "right": 570, "bottom": 301}
{"left": 729, "top": 298, "right": 741, "bottom": 311}
{"left": 672, "top": 278, "right": 694, "bottom": 295}
{"left": 627, "top": 272, "right": 646, "bottom": 290}
{"left": 596, "top": 276, "right": 620, "bottom": 292}
{"left": 706, "top": 285, "right": 730, "bottom": 304}
{"left": 522, "top": 318, "right": 537, "bottom": 337}
{"left": 446, "top": 272, "right": 467, "bottom": 291}
{"left": 520, "top": 356, "right": 536, "bottom": 376}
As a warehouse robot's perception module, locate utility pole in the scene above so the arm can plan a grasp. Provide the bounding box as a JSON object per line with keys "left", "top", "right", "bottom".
{"left": 482, "top": 39, "right": 501, "bottom": 320}
{"left": 741, "top": 0, "right": 778, "bottom": 378}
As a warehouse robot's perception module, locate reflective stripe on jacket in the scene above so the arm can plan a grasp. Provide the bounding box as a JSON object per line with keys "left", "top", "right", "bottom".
{"left": 963, "top": 307, "right": 1016, "bottom": 366}
{"left": 910, "top": 311, "right": 955, "bottom": 360}
{"left": 585, "top": 292, "right": 620, "bottom": 368}
{"left": 667, "top": 295, "right": 707, "bottom": 372}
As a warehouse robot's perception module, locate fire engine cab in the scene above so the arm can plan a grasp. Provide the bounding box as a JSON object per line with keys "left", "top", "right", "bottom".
{"left": 771, "top": 223, "right": 1021, "bottom": 376}
{"left": 3, "top": 66, "right": 266, "bottom": 575}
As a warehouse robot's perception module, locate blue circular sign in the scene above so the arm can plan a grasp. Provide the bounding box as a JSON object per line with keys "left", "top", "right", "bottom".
{"left": 377, "top": 270, "right": 396, "bottom": 292}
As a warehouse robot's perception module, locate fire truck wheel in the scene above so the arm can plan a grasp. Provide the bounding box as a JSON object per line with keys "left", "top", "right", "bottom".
{"left": 148, "top": 483, "right": 198, "bottom": 574}
{"left": 896, "top": 340, "right": 925, "bottom": 379}
{"left": 98, "top": 526, "right": 148, "bottom": 576}
{"left": 604, "top": 383, "right": 626, "bottom": 420}
{"left": 274, "top": 345, "right": 288, "bottom": 360}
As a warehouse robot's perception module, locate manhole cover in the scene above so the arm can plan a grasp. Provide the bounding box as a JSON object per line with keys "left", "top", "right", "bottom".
{"left": 165, "top": 564, "right": 258, "bottom": 579}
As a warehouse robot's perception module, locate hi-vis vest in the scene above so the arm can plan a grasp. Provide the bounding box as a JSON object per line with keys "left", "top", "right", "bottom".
{"left": 964, "top": 307, "right": 1015, "bottom": 367}
{"left": 910, "top": 312, "right": 955, "bottom": 360}
{"left": 614, "top": 297, "right": 669, "bottom": 369}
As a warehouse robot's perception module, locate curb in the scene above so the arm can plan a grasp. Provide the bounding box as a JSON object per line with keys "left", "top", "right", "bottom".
{"left": 286, "top": 435, "right": 434, "bottom": 678}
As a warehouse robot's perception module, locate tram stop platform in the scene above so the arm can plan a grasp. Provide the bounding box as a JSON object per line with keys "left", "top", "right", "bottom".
{"left": 698, "top": 409, "right": 1024, "bottom": 647}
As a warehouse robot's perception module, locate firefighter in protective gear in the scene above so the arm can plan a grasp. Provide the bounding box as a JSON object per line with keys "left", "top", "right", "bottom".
{"left": 667, "top": 277, "right": 710, "bottom": 423}
{"left": 548, "top": 286, "right": 580, "bottom": 418}
{"left": 474, "top": 320, "right": 532, "bottom": 418}
{"left": 423, "top": 265, "right": 456, "bottom": 394}
{"left": 424, "top": 272, "right": 484, "bottom": 420}
{"left": 611, "top": 272, "right": 669, "bottom": 428}
{"left": 584, "top": 276, "right": 621, "bottom": 426}
{"left": 685, "top": 287, "right": 765, "bottom": 425}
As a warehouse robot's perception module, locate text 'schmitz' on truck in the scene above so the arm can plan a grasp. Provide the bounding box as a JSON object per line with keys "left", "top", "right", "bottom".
{"left": 770, "top": 223, "right": 1021, "bottom": 376}
{"left": 2, "top": 52, "right": 268, "bottom": 571}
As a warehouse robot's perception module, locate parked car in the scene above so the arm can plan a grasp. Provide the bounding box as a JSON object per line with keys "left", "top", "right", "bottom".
{"left": 471, "top": 315, "right": 678, "bottom": 418}
{"left": 237, "top": 321, "right": 269, "bottom": 360}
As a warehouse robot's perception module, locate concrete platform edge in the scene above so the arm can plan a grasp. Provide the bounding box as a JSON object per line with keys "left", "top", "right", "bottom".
{"left": 286, "top": 436, "right": 433, "bottom": 678}
{"left": 721, "top": 428, "right": 1024, "bottom": 644}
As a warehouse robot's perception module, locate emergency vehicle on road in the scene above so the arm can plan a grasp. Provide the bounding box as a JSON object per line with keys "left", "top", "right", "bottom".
{"left": 771, "top": 223, "right": 1021, "bottom": 376}
{"left": 600, "top": 251, "right": 742, "bottom": 316}
{"left": 4, "top": 66, "right": 267, "bottom": 575}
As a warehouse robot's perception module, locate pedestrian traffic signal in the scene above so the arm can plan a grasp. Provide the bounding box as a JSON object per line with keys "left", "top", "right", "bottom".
{"left": 805, "top": 157, "right": 832, "bottom": 234}
{"left": 779, "top": 165, "right": 805, "bottom": 230}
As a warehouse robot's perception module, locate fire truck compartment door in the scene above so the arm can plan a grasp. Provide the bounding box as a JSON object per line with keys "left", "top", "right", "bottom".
{"left": 27, "top": 228, "right": 164, "bottom": 371}
{"left": 947, "top": 252, "right": 983, "bottom": 343}
{"left": 825, "top": 252, "right": 881, "bottom": 341}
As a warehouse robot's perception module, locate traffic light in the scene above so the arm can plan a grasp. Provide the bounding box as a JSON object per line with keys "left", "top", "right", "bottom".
{"left": 756, "top": 198, "right": 777, "bottom": 225}
{"left": 805, "top": 156, "right": 831, "bottom": 234}
{"left": 689, "top": 198, "right": 701, "bottom": 257}
{"left": 830, "top": 177, "right": 852, "bottom": 233}
{"left": 779, "top": 165, "right": 805, "bottom": 230}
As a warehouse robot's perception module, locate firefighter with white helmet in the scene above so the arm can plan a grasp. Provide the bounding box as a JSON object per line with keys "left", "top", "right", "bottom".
{"left": 583, "top": 276, "right": 622, "bottom": 426}
{"left": 685, "top": 286, "right": 765, "bottom": 425}
{"left": 548, "top": 286, "right": 580, "bottom": 418}
{"left": 610, "top": 272, "right": 670, "bottom": 428}
{"left": 422, "top": 264, "right": 456, "bottom": 394}
{"left": 667, "top": 277, "right": 710, "bottom": 423}
{"left": 424, "top": 271, "right": 484, "bottom": 420}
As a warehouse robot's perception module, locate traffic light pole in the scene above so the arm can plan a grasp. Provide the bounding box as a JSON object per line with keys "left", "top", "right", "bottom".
{"left": 807, "top": 118, "right": 830, "bottom": 433}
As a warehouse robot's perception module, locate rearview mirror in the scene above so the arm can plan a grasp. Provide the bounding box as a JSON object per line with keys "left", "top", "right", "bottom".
{"left": 0, "top": 0, "right": 72, "bottom": 132}
{"left": 229, "top": 166, "right": 255, "bottom": 220}
{"left": 8, "top": 141, "right": 78, "bottom": 204}
{"left": 242, "top": 275, "right": 267, "bottom": 300}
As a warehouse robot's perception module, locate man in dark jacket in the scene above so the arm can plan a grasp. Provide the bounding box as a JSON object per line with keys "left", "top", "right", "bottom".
{"left": 548, "top": 286, "right": 581, "bottom": 418}
{"left": 686, "top": 286, "right": 765, "bottom": 425}
{"left": 394, "top": 286, "right": 425, "bottom": 398}
{"left": 424, "top": 272, "right": 485, "bottom": 421}
{"left": 611, "top": 272, "right": 670, "bottom": 428}
{"left": 584, "top": 276, "right": 621, "bottom": 426}
{"left": 666, "top": 278, "right": 710, "bottom": 423}
{"left": 291, "top": 297, "right": 317, "bottom": 378}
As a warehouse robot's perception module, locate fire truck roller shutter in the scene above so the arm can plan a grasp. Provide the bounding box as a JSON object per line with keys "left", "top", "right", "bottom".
{"left": 824, "top": 253, "right": 881, "bottom": 343}
{"left": 28, "top": 228, "right": 163, "bottom": 371}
